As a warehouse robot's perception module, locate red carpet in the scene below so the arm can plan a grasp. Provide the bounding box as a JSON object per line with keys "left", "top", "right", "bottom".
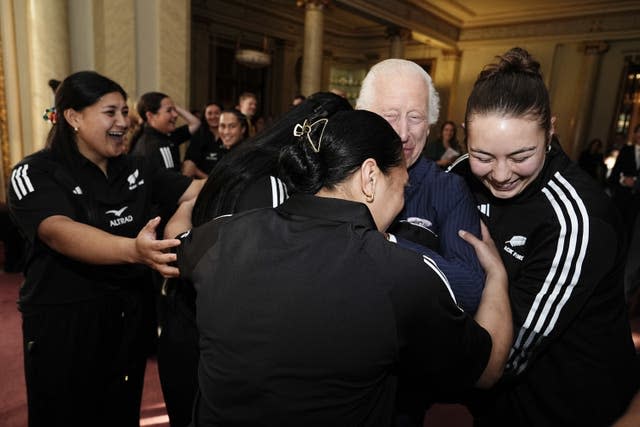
{"left": 0, "top": 272, "right": 170, "bottom": 427}
{"left": 0, "top": 272, "right": 26, "bottom": 427}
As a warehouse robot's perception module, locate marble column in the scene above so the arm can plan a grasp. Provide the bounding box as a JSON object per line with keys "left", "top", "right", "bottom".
{"left": 26, "top": 0, "right": 71, "bottom": 154}
{"left": 387, "top": 27, "right": 411, "bottom": 59}
{"left": 299, "top": 0, "right": 328, "bottom": 96}
{"left": 1, "top": 0, "right": 25, "bottom": 170}
{"left": 571, "top": 41, "right": 608, "bottom": 159}
{"left": 92, "top": 0, "right": 137, "bottom": 97}
{"left": 135, "top": 0, "right": 190, "bottom": 106}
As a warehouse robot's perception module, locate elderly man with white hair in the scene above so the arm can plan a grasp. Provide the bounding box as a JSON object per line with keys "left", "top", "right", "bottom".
{"left": 356, "top": 59, "right": 484, "bottom": 314}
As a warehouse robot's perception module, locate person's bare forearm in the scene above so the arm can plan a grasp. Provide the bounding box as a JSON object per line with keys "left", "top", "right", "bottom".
{"left": 182, "top": 160, "right": 209, "bottom": 179}
{"left": 175, "top": 105, "right": 201, "bottom": 134}
{"left": 473, "top": 268, "right": 512, "bottom": 388}
{"left": 178, "top": 178, "right": 205, "bottom": 204}
{"left": 38, "top": 215, "right": 179, "bottom": 268}
{"left": 458, "top": 226, "right": 513, "bottom": 388}
{"left": 165, "top": 199, "right": 195, "bottom": 239}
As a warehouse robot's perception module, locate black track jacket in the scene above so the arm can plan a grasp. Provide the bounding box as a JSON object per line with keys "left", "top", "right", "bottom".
{"left": 452, "top": 140, "right": 639, "bottom": 427}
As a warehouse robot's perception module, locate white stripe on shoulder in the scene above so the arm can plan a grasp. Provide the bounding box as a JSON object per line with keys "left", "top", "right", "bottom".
{"left": 541, "top": 174, "right": 589, "bottom": 334}
{"left": 445, "top": 153, "right": 469, "bottom": 173}
{"left": 509, "top": 172, "right": 589, "bottom": 373}
{"left": 212, "top": 213, "right": 233, "bottom": 221}
{"left": 277, "top": 177, "right": 288, "bottom": 204}
{"left": 11, "top": 164, "right": 35, "bottom": 200}
{"left": 269, "top": 175, "right": 288, "bottom": 207}
{"left": 270, "top": 176, "right": 278, "bottom": 208}
{"left": 20, "top": 164, "right": 34, "bottom": 192}
{"left": 422, "top": 254, "right": 460, "bottom": 308}
{"left": 160, "top": 147, "right": 174, "bottom": 168}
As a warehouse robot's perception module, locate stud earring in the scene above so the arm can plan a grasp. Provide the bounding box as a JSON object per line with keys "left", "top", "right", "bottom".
{"left": 73, "top": 127, "right": 79, "bottom": 132}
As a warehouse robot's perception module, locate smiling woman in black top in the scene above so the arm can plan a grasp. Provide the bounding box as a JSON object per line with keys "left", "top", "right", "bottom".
{"left": 130, "top": 91, "right": 201, "bottom": 172}
{"left": 8, "top": 71, "right": 203, "bottom": 426}
{"left": 183, "top": 101, "right": 224, "bottom": 178}
{"left": 453, "top": 47, "right": 639, "bottom": 427}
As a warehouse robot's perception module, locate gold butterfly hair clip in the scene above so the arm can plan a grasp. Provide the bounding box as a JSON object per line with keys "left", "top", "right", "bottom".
{"left": 293, "top": 118, "right": 329, "bottom": 153}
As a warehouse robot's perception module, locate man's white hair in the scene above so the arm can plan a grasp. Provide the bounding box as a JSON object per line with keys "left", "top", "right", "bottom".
{"left": 356, "top": 59, "right": 440, "bottom": 126}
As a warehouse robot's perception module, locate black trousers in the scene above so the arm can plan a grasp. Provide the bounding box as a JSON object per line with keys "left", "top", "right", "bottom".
{"left": 625, "top": 214, "right": 640, "bottom": 301}
{"left": 157, "top": 278, "right": 199, "bottom": 427}
{"left": 22, "top": 291, "right": 147, "bottom": 427}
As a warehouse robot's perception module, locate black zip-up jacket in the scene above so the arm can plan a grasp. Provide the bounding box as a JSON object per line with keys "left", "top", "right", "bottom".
{"left": 452, "top": 141, "right": 639, "bottom": 427}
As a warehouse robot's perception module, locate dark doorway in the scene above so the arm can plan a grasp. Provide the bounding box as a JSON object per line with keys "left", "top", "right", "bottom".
{"left": 611, "top": 56, "right": 640, "bottom": 150}
{"left": 215, "top": 43, "right": 268, "bottom": 112}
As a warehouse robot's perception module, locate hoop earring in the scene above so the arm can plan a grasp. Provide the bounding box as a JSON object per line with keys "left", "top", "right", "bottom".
{"left": 365, "top": 192, "right": 375, "bottom": 203}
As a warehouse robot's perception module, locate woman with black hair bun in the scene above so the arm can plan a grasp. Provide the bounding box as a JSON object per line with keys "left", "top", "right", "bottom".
{"left": 452, "top": 47, "right": 639, "bottom": 426}
{"left": 158, "top": 92, "right": 352, "bottom": 427}
{"left": 173, "top": 109, "right": 513, "bottom": 426}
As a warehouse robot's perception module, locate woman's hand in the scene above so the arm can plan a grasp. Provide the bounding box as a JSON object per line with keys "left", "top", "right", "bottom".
{"left": 458, "top": 221, "right": 506, "bottom": 281}
{"left": 175, "top": 105, "right": 201, "bottom": 134}
{"left": 135, "top": 216, "right": 181, "bottom": 278}
{"left": 38, "top": 215, "right": 181, "bottom": 278}
{"left": 460, "top": 221, "right": 512, "bottom": 389}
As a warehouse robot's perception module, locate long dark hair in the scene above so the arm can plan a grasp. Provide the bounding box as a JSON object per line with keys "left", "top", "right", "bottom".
{"left": 440, "top": 120, "right": 459, "bottom": 150}
{"left": 465, "top": 47, "right": 551, "bottom": 144}
{"left": 191, "top": 92, "right": 352, "bottom": 226}
{"left": 47, "top": 71, "right": 127, "bottom": 167}
{"left": 279, "top": 110, "right": 403, "bottom": 194}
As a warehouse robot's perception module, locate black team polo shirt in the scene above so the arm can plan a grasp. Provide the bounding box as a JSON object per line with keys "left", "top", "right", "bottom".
{"left": 177, "top": 194, "right": 492, "bottom": 426}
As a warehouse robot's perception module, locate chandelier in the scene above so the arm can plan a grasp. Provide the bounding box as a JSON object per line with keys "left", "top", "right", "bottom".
{"left": 235, "top": 36, "right": 271, "bottom": 69}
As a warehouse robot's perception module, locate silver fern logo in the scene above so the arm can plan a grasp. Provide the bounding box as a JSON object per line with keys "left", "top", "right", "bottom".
{"left": 505, "top": 236, "right": 527, "bottom": 247}
{"left": 503, "top": 235, "right": 526, "bottom": 261}
{"left": 127, "top": 169, "right": 145, "bottom": 190}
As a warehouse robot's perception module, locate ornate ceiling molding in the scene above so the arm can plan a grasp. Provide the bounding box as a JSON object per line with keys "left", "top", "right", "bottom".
{"left": 192, "top": 0, "right": 386, "bottom": 44}
{"left": 192, "top": 1, "right": 640, "bottom": 52}
{"left": 334, "top": 0, "right": 459, "bottom": 47}
{"left": 459, "top": 10, "right": 640, "bottom": 46}
{"left": 415, "top": 0, "right": 640, "bottom": 28}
